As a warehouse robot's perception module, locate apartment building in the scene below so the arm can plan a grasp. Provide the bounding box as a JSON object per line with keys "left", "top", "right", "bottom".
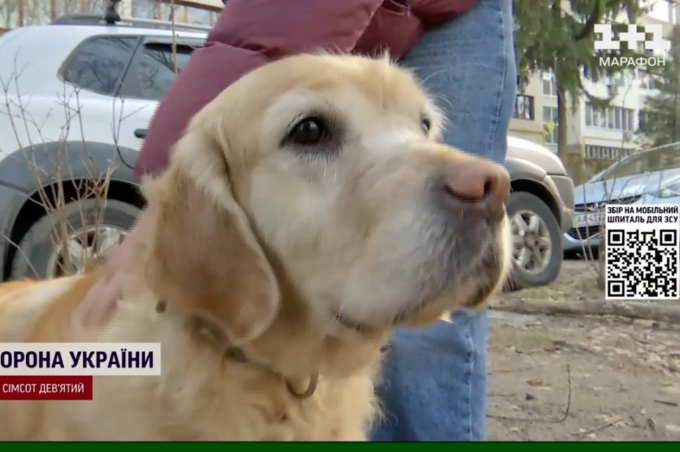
{"left": 511, "top": 0, "right": 677, "bottom": 161}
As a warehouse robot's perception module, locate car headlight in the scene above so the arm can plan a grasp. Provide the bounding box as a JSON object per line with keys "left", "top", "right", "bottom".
{"left": 654, "top": 182, "right": 680, "bottom": 198}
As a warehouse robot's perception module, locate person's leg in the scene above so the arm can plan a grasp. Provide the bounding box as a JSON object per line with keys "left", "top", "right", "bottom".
{"left": 370, "top": 0, "right": 516, "bottom": 441}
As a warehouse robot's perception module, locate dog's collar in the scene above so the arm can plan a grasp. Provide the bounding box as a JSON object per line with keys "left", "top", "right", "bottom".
{"left": 155, "top": 300, "right": 318, "bottom": 400}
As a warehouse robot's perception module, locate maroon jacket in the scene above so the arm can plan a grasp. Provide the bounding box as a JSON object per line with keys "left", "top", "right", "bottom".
{"left": 134, "top": 0, "right": 477, "bottom": 177}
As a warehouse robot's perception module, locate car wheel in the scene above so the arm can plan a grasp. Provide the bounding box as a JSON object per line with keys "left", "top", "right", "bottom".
{"left": 506, "top": 191, "right": 562, "bottom": 290}
{"left": 10, "top": 199, "right": 140, "bottom": 279}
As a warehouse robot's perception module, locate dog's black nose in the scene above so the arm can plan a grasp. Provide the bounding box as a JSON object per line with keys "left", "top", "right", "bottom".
{"left": 441, "top": 160, "right": 510, "bottom": 221}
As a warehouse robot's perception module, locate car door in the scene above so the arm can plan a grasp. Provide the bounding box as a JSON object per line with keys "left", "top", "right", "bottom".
{"left": 114, "top": 36, "right": 202, "bottom": 155}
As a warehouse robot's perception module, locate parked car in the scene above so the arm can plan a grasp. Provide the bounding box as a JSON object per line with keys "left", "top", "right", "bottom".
{"left": 0, "top": 15, "right": 209, "bottom": 280}
{"left": 505, "top": 137, "right": 575, "bottom": 289}
{"left": 564, "top": 142, "right": 680, "bottom": 253}
{"left": 0, "top": 14, "right": 575, "bottom": 290}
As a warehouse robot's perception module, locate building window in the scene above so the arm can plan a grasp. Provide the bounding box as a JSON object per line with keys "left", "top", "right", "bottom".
{"left": 132, "top": 0, "right": 161, "bottom": 19}
{"left": 132, "top": 0, "right": 181, "bottom": 21}
{"left": 55, "top": 0, "right": 82, "bottom": 16}
{"left": 159, "top": 2, "right": 184, "bottom": 21}
{"left": 130, "top": 0, "right": 219, "bottom": 26}
{"left": 585, "top": 145, "right": 630, "bottom": 160}
{"left": 53, "top": 0, "right": 108, "bottom": 17}
{"left": 639, "top": 70, "right": 657, "bottom": 90}
{"left": 614, "top": 108, "right": 621, "bottom": 129}
{"left": 0, "top": 2, "right": 19, "bottom": 28}
{"left": 513, "top": 94, "right": 534, "bottom": 120}
{"left": 20, "top": 0, "right": 54, "bottom": 25}
{"left": 639, "top": 110, "right": 645, "bottom": 129}
{"left": 83, "top": 0, "right": 109, "bottom": 13}
{"left": 609, "top": 72, "right": 624, "bottom": 87}
{"left": 626, "top": 108, "right": 635, "bottom": 131}
{"left": 542, "top": 72, "right": 558, "bottom": 96}
{"left": 585, "top": 102, "right": 637, "bottom": 131}
{"left": 543, "top": 106, "right": 559, "bottom": 145}
{"left": 647, "top": 75, "right": 656, "bottom": 90}
{"left": 187, "top": 6, "right": 211, "bottom": 25}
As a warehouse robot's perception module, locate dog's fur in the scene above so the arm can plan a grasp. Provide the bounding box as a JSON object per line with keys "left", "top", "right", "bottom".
{"left": 0, "top": 54, "right": 511, "bottom": 441}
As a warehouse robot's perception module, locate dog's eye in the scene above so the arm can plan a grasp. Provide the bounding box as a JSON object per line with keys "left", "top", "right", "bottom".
{"left": 288, "top": 117, "right": 327, "bottom": 145}
{"left": 421, "top": 118, "right": 431, "bottom": 134}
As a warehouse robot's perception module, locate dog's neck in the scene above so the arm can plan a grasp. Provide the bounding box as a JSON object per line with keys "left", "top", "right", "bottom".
{"left": 154, "top": 298, "right": 319, "bottom": 399}
{"left": 143, "top": 285, "right": 388, "bottom": 394}
{"left": 241, "top": 295, "right": 390, "bottom": 383}
{"left": 130, "top": 233, "right": 389, "bottom": 391}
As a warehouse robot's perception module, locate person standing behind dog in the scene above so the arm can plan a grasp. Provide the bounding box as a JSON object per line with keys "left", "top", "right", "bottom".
{"left": 77, "top": 0, "right": 516, "bottom": 441}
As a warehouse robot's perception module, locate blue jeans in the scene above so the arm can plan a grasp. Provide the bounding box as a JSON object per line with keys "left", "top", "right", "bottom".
{"left": 370, "top": 0, "right": 517, "bottom": 441}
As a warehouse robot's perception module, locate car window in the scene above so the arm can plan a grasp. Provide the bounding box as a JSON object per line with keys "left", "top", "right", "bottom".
{"left": 135, "top": 43, "right": 194, "bottom": 101}
{"left": 588, "top": 169, "right": 607, "bottom": 183}
{"left": 601, "top": 146, "right": 680, "bottom": 180}
{"left": 602, "top": 153, "right": 655, "bottom": 180}
{"left": 657, "top": 147, "right": 680, "bottom": 170}
{"left": 62, "top": 37, "right": 138, "bottom": 96}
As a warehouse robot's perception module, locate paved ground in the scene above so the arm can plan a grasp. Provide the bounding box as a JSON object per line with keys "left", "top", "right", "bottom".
{"left": 487, "top": 261, "right": 680, "bottom": 441}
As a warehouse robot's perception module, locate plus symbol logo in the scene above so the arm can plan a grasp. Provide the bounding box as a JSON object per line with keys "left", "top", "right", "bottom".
{"left": 619, "top": 24, "right": 647, "bottom": 50}
{"left": 594, "top": 23, "right": 671, "bottom": 51}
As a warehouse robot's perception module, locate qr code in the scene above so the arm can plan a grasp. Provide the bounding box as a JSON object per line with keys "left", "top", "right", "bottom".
{"left": 606, "top": 228, "right": 679, "bottom": 300}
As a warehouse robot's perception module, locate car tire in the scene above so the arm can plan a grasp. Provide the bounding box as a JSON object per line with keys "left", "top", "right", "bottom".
{"left": 10, "top": 199, "right": 140, "bottom": 280}
{"left": 506, "top": 191, "right": 563, "bottom": 291}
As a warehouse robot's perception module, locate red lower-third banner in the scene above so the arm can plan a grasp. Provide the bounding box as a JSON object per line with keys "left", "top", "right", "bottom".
{"left": 0, "top": 375, "right": 93, "bottom": 400}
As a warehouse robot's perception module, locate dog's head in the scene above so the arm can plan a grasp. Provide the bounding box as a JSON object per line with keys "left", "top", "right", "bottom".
{"left": 142, "top": 54, "right": 511, "bottom": 352}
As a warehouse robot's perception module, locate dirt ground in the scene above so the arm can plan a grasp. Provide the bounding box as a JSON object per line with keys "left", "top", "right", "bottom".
{"left": 487, "top": 260, "right": 680, "bottom": 441}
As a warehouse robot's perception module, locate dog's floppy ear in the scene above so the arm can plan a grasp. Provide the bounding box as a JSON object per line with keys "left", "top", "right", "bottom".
{"left": 142, "top": 126, "right": 280, "bottom": 345}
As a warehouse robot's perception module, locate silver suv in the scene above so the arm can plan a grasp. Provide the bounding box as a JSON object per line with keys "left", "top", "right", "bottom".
{"left": 0, "top": 15, "right": 207, "bottom": 280}
{"left": 0, "top": 14, "right": 574, "bottom": 289}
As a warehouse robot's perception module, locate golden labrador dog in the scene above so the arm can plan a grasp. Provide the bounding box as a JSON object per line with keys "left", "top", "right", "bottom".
{"left": 0, "top": 53, "right": 511, "bottom": 441}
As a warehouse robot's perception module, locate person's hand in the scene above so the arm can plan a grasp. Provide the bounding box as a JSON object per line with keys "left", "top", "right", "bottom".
{"left": 75, "top": 251, "right": 125, "bottom": 328}
{"left": 73, "top": 214, "right": 149, "bottom": 328}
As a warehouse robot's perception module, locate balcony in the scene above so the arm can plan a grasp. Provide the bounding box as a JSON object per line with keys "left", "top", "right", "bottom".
{"left": 513, "top": 94, "right": 535, "bottom": 121}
